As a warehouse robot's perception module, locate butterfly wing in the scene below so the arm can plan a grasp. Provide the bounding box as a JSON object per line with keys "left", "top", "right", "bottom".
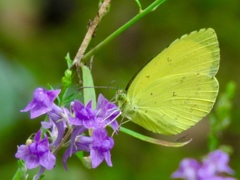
{"left": 125, "top": 28, "right": 220, "bottom": 134}
{"left": 129, "top": 73, "right": 218, "bottom": 134}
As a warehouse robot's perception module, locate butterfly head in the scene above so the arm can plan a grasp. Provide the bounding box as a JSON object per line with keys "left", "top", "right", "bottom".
{"left": 115, "top": 90, "right": 127, "bottom": 108}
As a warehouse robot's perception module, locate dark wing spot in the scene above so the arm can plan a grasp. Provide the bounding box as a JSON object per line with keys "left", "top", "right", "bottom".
{"left": 167, "top": 57, "right": 172, "bottom": 63}
{"left": 173, "top": 92, "right": 177, "bottom": 96}
{"left": 180, "top": 77, "right": 186, "bottom": 84}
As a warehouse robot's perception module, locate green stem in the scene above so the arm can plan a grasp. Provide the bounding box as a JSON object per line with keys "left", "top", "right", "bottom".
{"left": 120, "top": 127, "right": 191, "bottom": 147}
{"left": 53, "top": 126, "right": 73, "bottom": 154}
{"left": 82, "top": 0, "right": 167, "bottom": 62}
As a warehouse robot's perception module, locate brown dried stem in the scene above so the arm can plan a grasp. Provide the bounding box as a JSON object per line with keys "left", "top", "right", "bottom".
{"left": 72, "top": 0, "right": 111, "bottom": 68}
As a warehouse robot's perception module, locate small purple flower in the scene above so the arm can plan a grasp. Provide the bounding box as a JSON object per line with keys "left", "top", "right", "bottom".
{"left": 96, "top": 94, "right": 121, "bottom": 131}
{"left": 70, "top": 100, "right": 97, "bottom": 128}
{"left": 41, "top": 111, "right": 67, "bottom": 149}
{"left": 70, "top": 94, "right": 120, "bottom": 130}
{"left": 90, "top": 128, "right": 114, "bottom": 168}
{"left": 198, "top": 150, "right": 234, "bottom": 178}
{"left": 47, "top": 104, "right": 68, "bottom": 148}
{"left": 172, "top": 150, "right": 236, "bottom": 180}
{"left": 15, "top": 130, "right": 56, "bottom": 170}
{"left": 171, "top": 158, "right": 201, "bottom": 180}
{"left": 63, "top": 128, "right": 114, "bottom": 169}
{"left": 62, "top": 126, "right": 89, "bottom": 171}
{"left": 21, "top": 88, "right": 60, "bottom": 119}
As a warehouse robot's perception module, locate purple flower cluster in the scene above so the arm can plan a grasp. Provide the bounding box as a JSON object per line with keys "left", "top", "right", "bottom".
{"left": 171, "top": 150, "right": 236, "bottom": 180}
{"left": 15, "top": 130, "right": 55, "bottom": 170}
{"left": 15, "top": 88, "right": 121, "bottom": 177}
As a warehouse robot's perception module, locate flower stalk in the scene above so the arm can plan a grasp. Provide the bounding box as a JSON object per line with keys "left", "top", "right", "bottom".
{"left": 81, "top": 0, "right": 167, "bottom": 63}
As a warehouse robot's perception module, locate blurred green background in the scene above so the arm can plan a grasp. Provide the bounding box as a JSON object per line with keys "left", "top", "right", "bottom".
{"left": 1, "top": 0, "right": 240, "bottom": 179}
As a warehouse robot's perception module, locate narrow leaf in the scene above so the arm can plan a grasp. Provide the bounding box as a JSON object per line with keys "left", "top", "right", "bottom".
{"left": 81, "top": 63, "right": 96, "bottom": 109}
{"left": 12, "top": 160, "right": 28, "bottom": 180}
{"left": 65, "top": 53, "right": 73, "bottom": 68}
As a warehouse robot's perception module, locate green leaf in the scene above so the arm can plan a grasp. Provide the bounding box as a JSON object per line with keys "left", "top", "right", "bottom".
{"left": 76, "top": 151, "right": 84, "bottom": 160}
{"left": 208, "top": 81, "right": 236, "bottom": 150}
{"left": 12, "top": 160, "right": 28, "bottom": 180}
{"left": 65, "top": 53, "right": 73, "bottom": 68}
{"left": 59, "top": 54, "right": 74, "bottom": 106}
{"left": 63, "top": 92, "right": 81, "bottom": 105}
{"left": 81, "top": 63, "right": 96, "bottom": 109}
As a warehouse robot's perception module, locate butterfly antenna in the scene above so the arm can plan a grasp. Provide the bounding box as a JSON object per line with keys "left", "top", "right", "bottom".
{"left": 79, "top": 85, "right": 118, "bottom": 90}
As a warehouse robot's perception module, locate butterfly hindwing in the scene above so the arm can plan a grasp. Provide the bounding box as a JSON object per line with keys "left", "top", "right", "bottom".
{"left": 130, "top": 73, "right": 218, "bottom": 134}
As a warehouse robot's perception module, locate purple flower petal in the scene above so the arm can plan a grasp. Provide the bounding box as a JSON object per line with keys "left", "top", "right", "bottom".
{"left": 25, "top": 154, "right": 39, "bottom": 169}
{"left": 62, "top": 126, "right": 88, "bottom": 171}
{"left": 172, "top": 150, "right": 236, "bottom": 180}
{"left": 15, "top": 130, "right": 56, "bottom": 170}
{"left": 34, "top": 166, "right": 46, "bottom": 180}
{"left": 96, "top": 94, "right": 121, "bottom": 130}
{"left": 46, "top": 105, "right": 68, "bottom": 148}
{"left": 90, "top": 128, "right": 114, "bottom": 168}
{"left": 40, "top": 152, "right": 56, "bottom": 170}
{"left": 198, "top": 150, "right": 234, "bottom": 178}
{"left": 71, "top": 100, "right": 98, "bottom": 128}
{"left": 90, "top": 148, "right": 104, "bottom": 168}
{"left": 103, "top": 151, "right": 112, "bottom": 167}
{"left": 207, "top": 177, "right": 237, "bottom": 180}
{"left": 15, "top": 145, "right": 29, "bottom": 160}
{"left": 171, "top": 158, "right": 201, "bottom": 180}
{"left": 206, "top": 150, "right": 234, "bottom": 174}
{"left": 21, "top": 88, "right": 60, "bottom": 119}
{"left": 75, "top": 136, "right": 92, "bottom": 152}
{"left": 41, "top": 121, "right": 52, "bottom": 129}
{"left": 69, "top": 126, "right": 88, "bottom": 155}
{"left": 34, "top": 130, "right": 42, "bottom": 142}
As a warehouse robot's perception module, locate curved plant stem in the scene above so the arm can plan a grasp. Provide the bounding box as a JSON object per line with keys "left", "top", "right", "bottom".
{"left": 82, "top": 0, "right": 167, "bottom": 62}
{"left": 120, "top": 126, "right": 192, "bottom": 147}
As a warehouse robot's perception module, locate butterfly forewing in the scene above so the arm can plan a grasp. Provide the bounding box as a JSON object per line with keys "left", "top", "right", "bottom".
{"left": 128, "top": 28, "right": 219, "bottom": 98}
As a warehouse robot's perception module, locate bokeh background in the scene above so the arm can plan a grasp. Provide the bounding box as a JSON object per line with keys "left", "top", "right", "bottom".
{"left": 1, "top": 0, "right": 240, "bottom": 179}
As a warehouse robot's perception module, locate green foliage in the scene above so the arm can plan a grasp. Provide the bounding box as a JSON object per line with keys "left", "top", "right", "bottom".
{"left": 2, "top": 0, "right": 240, "bottom": 179}
{"left": 59, "top": 54, "right": 81, "bottom": 106}
{"left": 208, "top": 81, "right": 236, "bottom": 151}
{"left": 65, "top": 53, "right": 73, "bottom": 69}
{"left": 12, "top": 160, "right": 28, "bottom": 180}
{"left": 81, "top": 64, "right": 96, "bottom": 108}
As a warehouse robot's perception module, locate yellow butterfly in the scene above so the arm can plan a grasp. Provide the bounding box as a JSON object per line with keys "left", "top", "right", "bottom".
{"left": 116, "top": 28, "right": 219, "bottom": 135}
